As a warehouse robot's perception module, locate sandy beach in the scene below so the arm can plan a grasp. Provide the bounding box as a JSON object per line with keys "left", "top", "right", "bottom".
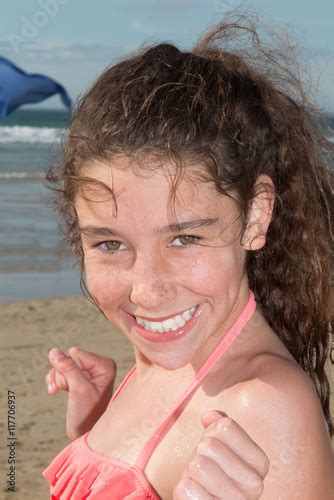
{"left": 0, "top": 295, "right": 136, "bottom": 500}
{"left": 0, "top": 295, "right": 333, "bottom": 499}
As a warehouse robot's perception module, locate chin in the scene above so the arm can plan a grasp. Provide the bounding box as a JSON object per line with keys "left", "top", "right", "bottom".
{"left": 154, "top": 355, "right": 194, "bottom": 371}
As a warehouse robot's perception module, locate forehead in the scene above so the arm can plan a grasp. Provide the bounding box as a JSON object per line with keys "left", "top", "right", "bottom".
{"left": 75, "top": 157, "right": 232, "bottom": 224}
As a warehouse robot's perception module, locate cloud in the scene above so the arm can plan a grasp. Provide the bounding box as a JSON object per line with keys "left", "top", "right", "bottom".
{"left": 0, "top": 38, "right": 132, "bottom": 64}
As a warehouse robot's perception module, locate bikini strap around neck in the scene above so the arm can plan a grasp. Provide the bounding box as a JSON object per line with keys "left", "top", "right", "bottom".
{"left": 134, "top": 290, "right": 256, "bottom": 471}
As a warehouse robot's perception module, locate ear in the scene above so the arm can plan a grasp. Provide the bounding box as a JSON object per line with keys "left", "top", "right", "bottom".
{"left": 241, "top": 174, "right": 275, "bottom": 251}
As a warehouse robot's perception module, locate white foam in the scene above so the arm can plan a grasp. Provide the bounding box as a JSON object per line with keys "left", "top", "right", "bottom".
{"left": 0, "top": 126, "right": 63, "bottom": 144}
{"left": 0, "top": 171, "right": 44, "bottom": 179}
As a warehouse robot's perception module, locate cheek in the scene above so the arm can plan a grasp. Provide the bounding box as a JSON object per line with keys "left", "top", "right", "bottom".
{"left": 188, "top": 249, "right": 244, "bottom": 297}
{"left": 84, "top": 260, "right": 128, "bottom": 307}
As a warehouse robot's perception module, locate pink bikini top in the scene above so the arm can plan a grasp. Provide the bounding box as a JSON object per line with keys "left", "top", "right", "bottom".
{"left": 42, "top": 291, "right": 256, "bottom": 499}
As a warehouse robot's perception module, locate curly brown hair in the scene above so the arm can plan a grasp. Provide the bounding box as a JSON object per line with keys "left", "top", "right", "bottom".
{"left": 45, "top": 12, "right": 334, "bottom": 437}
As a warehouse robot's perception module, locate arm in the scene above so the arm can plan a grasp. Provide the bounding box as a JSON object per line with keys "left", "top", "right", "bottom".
{"left": 173, "top": 410, "right": 270, "bottom": 499}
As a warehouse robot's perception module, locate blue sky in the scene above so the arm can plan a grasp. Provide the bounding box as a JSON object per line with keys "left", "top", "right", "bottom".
{"left": 1, "top": 0, "right": 333, "bottom": 111}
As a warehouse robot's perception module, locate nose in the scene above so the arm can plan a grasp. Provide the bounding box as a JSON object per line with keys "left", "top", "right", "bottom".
{"left": 129, "top": 251, "right": 176, "bottom": 310}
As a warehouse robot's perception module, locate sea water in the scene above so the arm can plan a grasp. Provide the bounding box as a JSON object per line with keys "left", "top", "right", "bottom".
{"left": 0, "top": 109, "right": 80, "bottom": 301}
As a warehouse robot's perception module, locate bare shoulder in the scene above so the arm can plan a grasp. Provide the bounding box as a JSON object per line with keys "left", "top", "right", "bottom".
{"left": 228, "top": 353, "right": 334, "bottom": 499}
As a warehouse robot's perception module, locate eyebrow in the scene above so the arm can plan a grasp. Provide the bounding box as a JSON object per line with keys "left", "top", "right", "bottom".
{"left": 79, "top": 217, "right": 219, "bottom": 238}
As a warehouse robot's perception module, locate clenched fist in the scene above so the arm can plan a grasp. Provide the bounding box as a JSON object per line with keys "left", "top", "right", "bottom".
{"left": 173, "top": 410, "right": 270, "bottom": 499}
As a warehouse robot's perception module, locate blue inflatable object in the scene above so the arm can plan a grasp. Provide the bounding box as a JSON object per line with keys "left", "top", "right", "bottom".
{"left": 0, "top": 56, "right": 72, "bottom": 118}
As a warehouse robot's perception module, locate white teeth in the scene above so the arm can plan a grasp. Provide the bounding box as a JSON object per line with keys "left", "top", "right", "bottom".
{"left": 175, "top": 316, "right": 186, "bottom": 327}
{"left": 182, "top": 310, "right": 192, "bottom": 321}
{"left": 135, "top": 305, "right": 197, "bottom": 333}
{"left": 161, "top": 318, "right": 176, "bottom": 330}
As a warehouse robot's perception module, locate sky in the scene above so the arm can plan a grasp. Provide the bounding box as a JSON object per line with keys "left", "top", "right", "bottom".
{"left": 0, "top": 0, "right": 333, "bottom": 111}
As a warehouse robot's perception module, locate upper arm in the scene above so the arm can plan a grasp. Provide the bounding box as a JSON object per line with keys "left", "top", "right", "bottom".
{"left": 233, "top": 356, "right": 334, "bottom": 499}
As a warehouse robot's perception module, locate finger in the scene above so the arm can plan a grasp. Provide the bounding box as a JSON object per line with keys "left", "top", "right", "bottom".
{"left": 48, "top": 348, "right": 93, "bottom": 392}
{"left": 68, "top": 347, "right": 117, "bottom": 376}
{"left": 45, "top": 368, "right": 58, "bottom": 394}
{"left": 46, "top": 367, "right": 68, "bottom": 393}
{"left": 67, "top": 346, "right": 85, "bottom": 370}
{"left": 201, "top": 413, "right": 270, "bottom": 478}
{"left": 67, "top": 346, "right": 116, "bottom": 370}
{"left": 187, "top": 452, "right": 252, "bottom": 499}
{"left": 173, "top": 476, "right": 213, "bottom": 500}
{"left": 195, "top": 436, "right": 264, "bottom": 496}
{"left": 54, "top": 369, "right": 69, "bottom": 391}
{"left": 68, "top": 346, "right": 117, "bottom": 390}
{"left": 201, "top": 410, "right": 227, "bottom": 429}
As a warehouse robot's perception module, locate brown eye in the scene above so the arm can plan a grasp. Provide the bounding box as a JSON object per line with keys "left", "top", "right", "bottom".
{"left": 105, "top": 241, "right": 121, "bottom": 250}
{"left": 173, "top": 235, "right": 201, "bottom": 246}
{"left": 97, "top": 240, "right": 125, "bottom": 251}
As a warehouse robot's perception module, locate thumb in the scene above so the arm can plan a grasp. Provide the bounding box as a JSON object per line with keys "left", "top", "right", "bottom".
{"left": 49, "top": 348, "right": 91, "bottom": 392}
{"left": 201, "top": 410, "right": 228, "bottom": 429}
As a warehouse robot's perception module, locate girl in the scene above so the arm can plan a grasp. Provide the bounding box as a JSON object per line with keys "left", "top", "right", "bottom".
{"left": 42, "top": 12, "right": 334, "bottom": 499}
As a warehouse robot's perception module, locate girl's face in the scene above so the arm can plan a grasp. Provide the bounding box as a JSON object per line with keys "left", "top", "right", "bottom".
{"left": 76, "top": 157, "right": 251, "bottom": 372}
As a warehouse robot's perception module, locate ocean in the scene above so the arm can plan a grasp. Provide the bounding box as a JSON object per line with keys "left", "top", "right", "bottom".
{"left": 0, "top": 109, "right": 80, "bottom": 301}
{"left": 0, "top": 108, "right": 333, "bottom": 302}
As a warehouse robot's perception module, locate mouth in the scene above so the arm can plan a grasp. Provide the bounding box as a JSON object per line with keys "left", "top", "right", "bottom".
{"left": 133, "top": 305, "right": 197, "bottom": 333}
{"left": 125, "top": 303, "right": 204, "bottom": 343}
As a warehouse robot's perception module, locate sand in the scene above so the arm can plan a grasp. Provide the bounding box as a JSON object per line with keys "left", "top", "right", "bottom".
{"left": 0, "top": 296, "right": 135, "bottom": 500}
{"left": 0, "top": 296, "right": 333, "bottom": 499}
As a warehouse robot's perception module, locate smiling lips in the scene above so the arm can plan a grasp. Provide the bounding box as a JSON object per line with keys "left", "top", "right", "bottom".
{"left": 126, "top": 302, "right": 204, "bottom": 343}
{"left": 134, "top": 305, "right": 197, "bottom": 333}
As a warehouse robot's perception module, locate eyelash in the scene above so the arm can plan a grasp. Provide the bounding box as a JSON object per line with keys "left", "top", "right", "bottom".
{"left": 93, "top": 235, "right": 202, "bottom": 254}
